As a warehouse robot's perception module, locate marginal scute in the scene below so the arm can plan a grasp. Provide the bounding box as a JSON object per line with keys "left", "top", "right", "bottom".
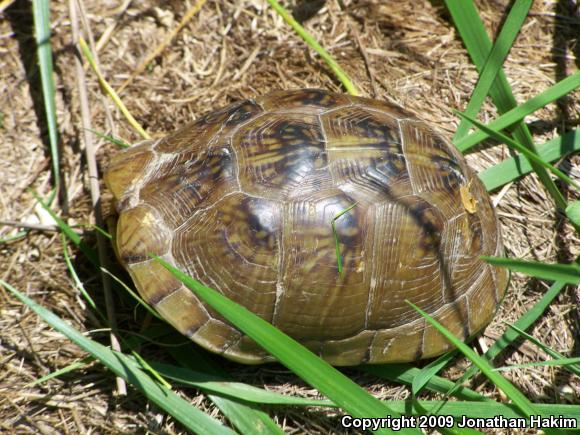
{"left": 106, "top": 89, "right": 508, "bottom": 366}
{"left": 191, "top": 319, "right": 242, "bottom": 354}
{"left": 465, "top": 264, "right": 499, "bottom": 334}
{"left": 104, "top": 140, "right": 155, "bottom": 202}
{"left": 155, "top": 285, "right": 210, "bottom": 336}
{"left": 128, "top": 259, "right": 182, "bottom": 304}
{"left": 116, "top": 205, "right": 171, "bottom": 264}
{"left": 369, "top": 322, "right": 425, "bottom": 363}
{"left": 320, "top": 330, "right": 375, "bottom": 365}
{"left": 224, "top": 335, "right": 270, "bottom": 364}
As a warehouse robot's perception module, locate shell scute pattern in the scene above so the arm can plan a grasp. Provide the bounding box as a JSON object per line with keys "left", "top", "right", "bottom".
{"left": 233, "top": 112, "right": 328, "bottom": 199}
{"left": 105, "top": 89, "right": 508, "bottom": 365}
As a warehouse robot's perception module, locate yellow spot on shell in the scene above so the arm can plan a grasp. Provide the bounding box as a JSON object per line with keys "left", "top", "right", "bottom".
{"left": 460, "top": 181, "right": 477, "bottom": 214}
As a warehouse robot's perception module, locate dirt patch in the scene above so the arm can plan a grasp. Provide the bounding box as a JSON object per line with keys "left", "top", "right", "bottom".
{"left": 1, "top": 0, "right": 578, "bottom": 433}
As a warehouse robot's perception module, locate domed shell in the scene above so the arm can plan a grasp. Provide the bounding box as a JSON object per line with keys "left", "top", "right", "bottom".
{"left": 105, "top": 89, "right": 508, "bottom": 365}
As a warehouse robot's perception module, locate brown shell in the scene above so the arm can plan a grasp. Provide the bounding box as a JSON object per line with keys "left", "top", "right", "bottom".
{"left": 105, "top": 89, "right": 508, "bottom": 365}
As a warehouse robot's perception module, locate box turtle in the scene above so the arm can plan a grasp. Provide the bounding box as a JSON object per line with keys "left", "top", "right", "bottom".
{"left": 105, "top": 89, "right": 508, "bottom": 365}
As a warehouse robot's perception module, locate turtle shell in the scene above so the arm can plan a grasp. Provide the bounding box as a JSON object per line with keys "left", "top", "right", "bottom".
{"left": 105, "top": 89, "right": 508, "bottom": 365}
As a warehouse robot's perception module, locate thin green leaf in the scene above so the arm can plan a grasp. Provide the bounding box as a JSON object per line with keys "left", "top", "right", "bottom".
{"left": 33, "top": 0, "right": 60, "bottom": 200}
{"left": 363, "top": 364, "right": 487, "bottom": 402}
{"left": 482, "top": 256, "right": 580, "bottom": 284}
{"left": 454, "top": 72, "right": 580, "bottom": 153}
{"left": 154, "top": 256, "right": 421, "bottom": 435}
{"left": 505, "top": 324, "right": 580, "bottom": 377}
{"left": 78, "top": 37, "right": 150, "bottom": 139}
{"left": 494, "top": 357, "right": 580, "bottom": 372}
{"left": 266, "top": 0, "right": 359, "bottom": 96}
{"left": 332, "top": 202, "right": 357, "bottom": 274}
{"left": 445, "top": 280, "right": 567, "bottom": 404}
{"left": 446, "top": 0, "right": 569, "bottom": 211}
{"left": 412, "top": 350, "right": 459, "bottom": 397}
{"left": 131, "top": 350, "right": 172, "bottom": 389}
{"left": 407, "top": 301, "right": 539, "bottom": 419}
{"left": 100, "top": 267, "right": 162, "bottom": 320}
{"left": 88, "top": 223, "right": 112, "bottom": 240}
{"left": 455, "top": 111, "right": 580, "bottom": 189}
{"left": 168, "top": 345, "right": 284, "bottom": 435}
{"left": 479, "top": 129, "right": 579, "bottom": 191}
{"left": 151, "top": 360, "right": 335, "bottom": 407}
{"left": 31, "top": 190, "right": 100, "bottom": 267}
{"left": 1, "top": 279, "right": 235, "bottom": 435}
{"left": 566, "top": 201, "right": 580, "bottom": 228}
{"left": 27, "top": 357, "right": 94, "bottom": 387}
{"left": 453, "top": 0, "right": 532, "bottom": 141}
{"left": 0, "top": 230, "right": 28, "bottom": 244}
{"left": 87, "top": 128, "right": 130, "bottom": 148}
{"left": 61, "top": 235, "right": 102, "bottom": 316}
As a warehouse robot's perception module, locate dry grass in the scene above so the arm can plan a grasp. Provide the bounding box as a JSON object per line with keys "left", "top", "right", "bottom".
{"left": 1, "top": 0, "right": 579, "bottom": 433}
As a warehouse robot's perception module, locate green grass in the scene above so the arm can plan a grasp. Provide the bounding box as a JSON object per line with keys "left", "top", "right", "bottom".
{"left": 6, "top": 0, "right": 580, "bottom": 433}
{"left": 445, "top": 0, "right": 568, "bottom": 212}
{"left": 32, "top": 0, "right": 59, "bottom": 204}
{"left": 332, "top": 202, "right": 358, "bottom": 274}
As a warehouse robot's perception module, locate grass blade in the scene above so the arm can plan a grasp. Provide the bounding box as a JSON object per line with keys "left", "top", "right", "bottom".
{"left": 454, "top": 72, "right": 580, "bottom": 152}
{"left": 363, "top": 364, "right": 487, "bottom": 402}
{"left": 31, "top": 190, "right": 100, "bottom": 267}
{"left": 411, "top": 351, "right": 459, "bottom": 396}
{"left": 32, "top": 0, "right": 60, "bottom": 200}
{"left": 407, "top": 301, "right": 539, "bottom": 419}
{"left": 494, "top": 357, "right": 580, "bottom": 372}
{"left": 444, "top": 280, "right": 567, "bottom": 403}
{"left": 1, "top": 280, "right": 236, "bottom": 435}
{"left": 479, "top": 129, "right": 579, "bottom": 191}
{"left": 87, "top": 128, "right": 130, "bottom": 148}
{"left": 78, "top": 37, "right": 150, "bottom": 139}
{"left": 453, "top": 0, "right": 532, "bottom": 141}
{"left": 266, "top": 0, "right": 359, "bottom": 96}
{"left": 150, "top": 359, "right": 335, "bottom": 407}
{"left": 505, "top": 324, "right": 580, "bottom": 377}
{"left": 446, "top": 0, "right": 569, "bottom": 211}
{"left": 567, "top": 201, "right": 580, "bottom": 227}
{"left": 154, "top": 256, "right": 421, "bottom": 435}
{"left": 27, "top": 357, "right": 94, "bottom": 387}
{"left": 482, "top": 256, "right": 580, "bottom": 284}
{"left": 169, "top": 345, "right": 284, "bottom": 435}
{"left": 455, "top": 111, "right": 580, "bottom": 189}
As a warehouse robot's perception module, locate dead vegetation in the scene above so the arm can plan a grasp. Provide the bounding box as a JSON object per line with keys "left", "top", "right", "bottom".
{"left": 1, "top": 0, "right": 579, "bottom": 433}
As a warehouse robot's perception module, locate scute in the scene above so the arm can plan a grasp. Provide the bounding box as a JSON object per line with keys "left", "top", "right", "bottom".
{"left": 172, "top": 192, "right": 280, "bottom": 322}
{"left": 233, "top": 112, "right": 328, "bottom": 199}
{"left": 106, "top": 89, "right": 508, "bottom": 366}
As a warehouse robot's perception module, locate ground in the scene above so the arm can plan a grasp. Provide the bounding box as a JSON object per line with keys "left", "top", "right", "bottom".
{"left": 0, "top": 0, "right": 579, "bottom": 433}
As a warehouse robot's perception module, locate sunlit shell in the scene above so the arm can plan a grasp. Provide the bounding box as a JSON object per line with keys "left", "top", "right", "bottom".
{"left": 105, "top": 89, "right": 508, "bottom": 365}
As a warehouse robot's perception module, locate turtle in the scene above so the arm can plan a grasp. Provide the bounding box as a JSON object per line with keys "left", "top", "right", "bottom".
{"left": 104, "top": 88, "right": 508, "bottom": 365}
